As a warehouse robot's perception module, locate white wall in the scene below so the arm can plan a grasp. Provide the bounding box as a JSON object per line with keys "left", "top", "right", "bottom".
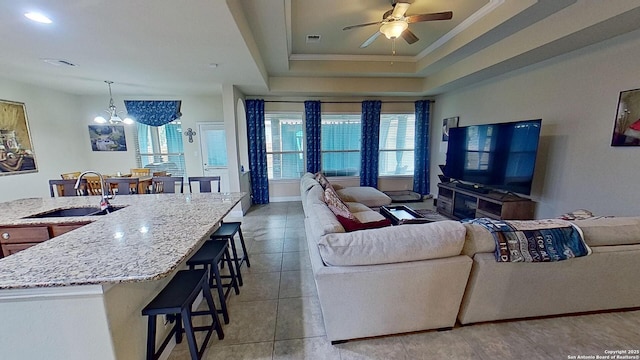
{"left": 0, "top": 79, "right": 88, "bottom": 201}
{"left": 431, "top": 28, "right": 640, "bottom": 218}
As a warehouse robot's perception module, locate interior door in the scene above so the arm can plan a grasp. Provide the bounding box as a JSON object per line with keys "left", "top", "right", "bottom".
{"left": 199, "top": 123, "right": 230, "bottom": 192}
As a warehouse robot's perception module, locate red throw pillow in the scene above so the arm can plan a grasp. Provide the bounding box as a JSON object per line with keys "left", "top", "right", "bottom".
{"left": 336, "top": 215, "right": 392, "bottom": 232}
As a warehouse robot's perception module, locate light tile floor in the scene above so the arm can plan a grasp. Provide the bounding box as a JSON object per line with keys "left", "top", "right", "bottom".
{"left": 168, "top": 201, "right": 640, "bottom": 360}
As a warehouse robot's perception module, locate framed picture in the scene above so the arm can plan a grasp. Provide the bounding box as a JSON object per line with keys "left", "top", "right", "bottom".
{"left": 612, "top": 88, "right": 640, "bottom": 146}
{"left": 88, "top": 125, "right": 127, "bottom": 151}
{"left": 0, "top": 100, "right": 37, "bottom": 176}
{"left": 442, "top": 116, "right": 459, "bottom": 142}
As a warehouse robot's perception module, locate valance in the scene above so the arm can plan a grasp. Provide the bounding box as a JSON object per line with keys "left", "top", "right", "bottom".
{"left": 124, "top": 100, "right": 182, "bottom": 127}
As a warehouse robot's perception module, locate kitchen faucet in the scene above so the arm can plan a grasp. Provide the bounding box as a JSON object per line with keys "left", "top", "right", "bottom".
{"left": 75, "top": 171, "right": 112, "bottom": 210}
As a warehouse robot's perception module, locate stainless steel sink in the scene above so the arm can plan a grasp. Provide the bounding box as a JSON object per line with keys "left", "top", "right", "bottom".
{"left": 24, "top": 205, "right": 125, "bottom": 218}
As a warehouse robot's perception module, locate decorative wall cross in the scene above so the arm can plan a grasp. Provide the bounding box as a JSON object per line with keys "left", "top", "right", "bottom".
{"left": 184, "top": 127, "right": 196, "bottom": 143}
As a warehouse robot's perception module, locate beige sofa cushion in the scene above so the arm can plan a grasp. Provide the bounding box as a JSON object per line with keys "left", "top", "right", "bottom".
{"left": 352, "top": 210, "right": 386, "bottom": 223}
{"left": 461, "top": 223, "right": 496, "bottom": 257}
{"left": 336, "top": 187, "right": 392, "bottom": 208}
{"left": 301, "top": 173, "right": 319, "bottom": 193}
{"left": 571, "top": 216, "right": 640, "bottom": 247}
{"left": 306, "top": 185, "right": 325, "bottom": 205}
{"left": 318, "top": 220, "right": 466, "bottom": 266}
{"left": 308, "top": 203, "right": 345, "bottom": 238}
{"left": 345, "top": 202, "right": 371, "bottom": 213}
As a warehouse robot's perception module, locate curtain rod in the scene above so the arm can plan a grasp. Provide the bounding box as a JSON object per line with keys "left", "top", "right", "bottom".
{"left": 256, "top": 100, "right": 434, "bottom": 104}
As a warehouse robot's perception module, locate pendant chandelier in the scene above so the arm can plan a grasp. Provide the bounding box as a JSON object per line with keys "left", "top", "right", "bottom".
{"left": 94, "top": 81, "right": 134, "bottom": 125}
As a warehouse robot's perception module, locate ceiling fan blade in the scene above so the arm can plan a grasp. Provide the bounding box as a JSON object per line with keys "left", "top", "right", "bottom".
{"left": 406, "top": 11, "right": 453, "bottom": 23}
{"left": 360, "top": 31, "right": 382, "bottom": 48}
{"left": 343, "top": 21, "right": 382, "bottom": 31}
{"left": 391, "top": 2, "right": 410, "bottom": 18}
{"left": 401, "top": 29, "right": 419, "bottom": 44}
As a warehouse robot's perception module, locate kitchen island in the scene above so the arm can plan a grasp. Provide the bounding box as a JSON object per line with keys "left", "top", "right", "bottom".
{"left": 0, "top": 192, "right": 245, "bottom": 360}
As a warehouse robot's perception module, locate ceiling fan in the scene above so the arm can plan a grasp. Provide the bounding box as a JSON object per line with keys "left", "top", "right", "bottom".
{"left": 343, "top": 1, "right": 453, "bottom": 48}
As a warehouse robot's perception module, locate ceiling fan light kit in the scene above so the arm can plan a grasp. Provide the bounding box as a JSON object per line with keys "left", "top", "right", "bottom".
{"left": 380, "top": 20, "right": 408, "bottom": 39}
{"left": 94, "top": 81, "right": 134, "bottom": 125}
{"left": 343, "top": 1, "right": 453, "bottom": 49}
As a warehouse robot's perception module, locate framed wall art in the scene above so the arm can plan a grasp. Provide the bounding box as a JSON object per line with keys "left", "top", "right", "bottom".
{"left": 442, "top": 116, "right": 459, "bottom": 142}
{"left": 88, "top": 125, "right": 127, "bottom": 151}
{"left": 612, "top": 88, "right": 640, "bottom": 146}
{"left": 0, "top": 100, "right": 37, "bottom": 175}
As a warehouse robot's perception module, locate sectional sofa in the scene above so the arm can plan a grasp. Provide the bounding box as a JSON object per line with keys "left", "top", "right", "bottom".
{"left": 300, "top": 173, "right": 640, "bottom": 343}
{"left": 459, "top": 217, "right": 640, "bottom": 324}
{"left": 301, "top": 173, "right": 473, "bottom": 342}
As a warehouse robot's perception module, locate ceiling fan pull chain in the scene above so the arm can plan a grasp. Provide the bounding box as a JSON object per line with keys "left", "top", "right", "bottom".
{"left": 391, "top": 39, "right": 396, "bottom": 65}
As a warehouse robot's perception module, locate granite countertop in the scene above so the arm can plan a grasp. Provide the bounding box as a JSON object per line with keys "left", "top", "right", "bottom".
{"left": 0, "top": 193, "right": 245, "bottom": 289}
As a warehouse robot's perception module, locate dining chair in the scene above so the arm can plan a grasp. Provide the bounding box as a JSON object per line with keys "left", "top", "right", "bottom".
{"left": 130, "top": 168, "right": 150, "bottom": 177}
{"left": 188, "top": 176, "right": 221, "bottom": 193}
{"left": 49, "top": 179, "right": 85, "bottom": 197}
{"left": 152, "top": 176, "right": 184, "bottom": 194}
{"left": 152, "top": 171, "right": 167, "bottom": 177}
{"left": 106, "top": 178, "right": 140, "bottom": 195}
{"left": 60, "top": 171, "right": 81, "bottom": 180}
{"left": 84, "top": 176, "right": 107, "bottom": 196}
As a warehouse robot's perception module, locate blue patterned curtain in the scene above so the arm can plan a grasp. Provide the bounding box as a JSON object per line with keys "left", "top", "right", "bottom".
{"left": 360, "top": 100, "right": 381, "bottom": 187}
{"left": 246, "top": 99, "right": 269, "bottom": 204}
{"left": 124, "top": 100, "right": 182, "bottom": 126}
{"left": 413, "top": 100, "right": 431, "bottom": 195}
{"left": 304, "top": 100, "right": 322, "bottom": 174}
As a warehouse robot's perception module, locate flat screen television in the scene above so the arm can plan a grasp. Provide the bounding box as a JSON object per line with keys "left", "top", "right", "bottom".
{"left": 443, "top": 119, "right": 542, "bottom": 195}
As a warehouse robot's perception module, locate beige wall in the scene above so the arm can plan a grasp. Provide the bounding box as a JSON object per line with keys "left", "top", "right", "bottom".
{"left": 0, "top": 83, "right": 225, "bottom": 203}
{"left": 0, "top": 79, "right": 88, "bottom": 201}
{"left": 431, "top": 28, "right": 640, "bottom": 218}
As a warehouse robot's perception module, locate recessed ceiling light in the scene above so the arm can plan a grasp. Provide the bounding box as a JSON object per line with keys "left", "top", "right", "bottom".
{"left": 208, "top": 63, "right": 219, "bottom": 68}
{"left": 25, "top": 12, "right": 52, "bottom": 24}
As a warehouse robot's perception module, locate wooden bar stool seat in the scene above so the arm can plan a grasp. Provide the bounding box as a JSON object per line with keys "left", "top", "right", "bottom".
{"left": 210, "top": 222, "right": 250, "bottom": 287}
{"left": 141, "top": 269, "right": 223, "bottom": 360}
{"left": 186, "top": 240, "right": 239, "bottom": 324}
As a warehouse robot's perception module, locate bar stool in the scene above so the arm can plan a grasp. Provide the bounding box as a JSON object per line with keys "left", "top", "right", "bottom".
{"left": 210, "top": 222, "right": 251, "bottom": 287}
{"left": 152, "top": 176, "right": 184, "bottom": 194}
{"left": 142, "top": 269, "right": 223, "bottom": 360}
{"left": 188, "top": 176, "right": 221, "bottom": 193}
{"left": 187, "top": 176, "right": 250, "bottom": 285}
{"left": 186, "top": 240, "right": 239, "bottom": 324}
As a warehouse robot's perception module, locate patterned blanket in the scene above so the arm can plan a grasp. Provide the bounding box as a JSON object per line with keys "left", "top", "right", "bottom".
{"left": 466, "top": 218, "right": 591, "bottom": 262}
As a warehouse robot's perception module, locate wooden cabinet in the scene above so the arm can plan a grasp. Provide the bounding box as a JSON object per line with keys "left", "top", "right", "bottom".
{"left": 0, "top": 223, "right": 89, "bottom": 257}
{"left": 437, "top": 182, "right": 535, "bottom": 220}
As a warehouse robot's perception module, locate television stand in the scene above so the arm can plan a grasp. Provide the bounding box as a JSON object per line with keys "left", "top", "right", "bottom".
{"left": 455, "top": 183, "right": 491, "bottom": 194}
{"left": 436, "top": 182, "right": 535, "bottom": 220}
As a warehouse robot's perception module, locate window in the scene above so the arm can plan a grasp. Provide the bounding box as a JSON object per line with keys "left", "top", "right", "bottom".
{"left": 321, "top": 114, "right": 361, "bottom": 176}
{"left": 265, "top": 113, "right": 304, "bottom": 180}
{"left": 378, "top": 114, "right": 416, "bottom": 176}
{"left": 135, "top": 121, "right": 186, "bottom": 177}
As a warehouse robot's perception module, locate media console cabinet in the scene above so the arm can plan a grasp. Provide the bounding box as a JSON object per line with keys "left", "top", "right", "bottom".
{"left": 437, "top": 182, "right": 535, "bottom": 220}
